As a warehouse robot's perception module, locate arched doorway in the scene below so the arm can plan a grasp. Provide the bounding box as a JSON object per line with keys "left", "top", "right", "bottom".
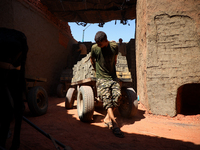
{"left": 176, "top": 83, "right": 200, "bottom": 115}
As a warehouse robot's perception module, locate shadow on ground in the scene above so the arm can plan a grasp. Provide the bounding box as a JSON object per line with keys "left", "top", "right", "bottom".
{"left": 6, "top": 97, "right": 200, "bottom": 150}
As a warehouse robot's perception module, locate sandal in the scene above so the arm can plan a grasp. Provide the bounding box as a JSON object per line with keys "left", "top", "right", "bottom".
{"left": 104, "top": 122, "right": 113, "bottom": 129}
{"left": 112, "top": 127, "right": 124, "bottom": 138}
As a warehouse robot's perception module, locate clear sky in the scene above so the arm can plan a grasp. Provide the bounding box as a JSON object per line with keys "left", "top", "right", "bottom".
{"left": 68, "top": 19, "right": 136, "bottom": 43}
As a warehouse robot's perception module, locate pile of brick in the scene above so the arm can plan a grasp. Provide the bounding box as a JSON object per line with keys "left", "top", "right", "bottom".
{"left": 116, "top": 52, "right": 132, "bottom": 81}
{"left": 71, "top": 53, "right": 95, "bottom": 83}
{"left": 71, "top": 52, "right": 132, "bottom": 83}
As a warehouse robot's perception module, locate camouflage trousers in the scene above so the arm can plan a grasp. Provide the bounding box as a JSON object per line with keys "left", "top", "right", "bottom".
{"left": 96, "top": 78, "right": 121, "bottom": 110}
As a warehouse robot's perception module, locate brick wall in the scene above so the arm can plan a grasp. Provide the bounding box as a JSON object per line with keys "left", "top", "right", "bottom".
{"left": 0, "top": 0, "right": 77, "bottom": 95}
{"left": 126, "top": 39, "right": 137, "bottom": 91}
{"left": 137, "top": 0, "right": 200, "bottom": 116}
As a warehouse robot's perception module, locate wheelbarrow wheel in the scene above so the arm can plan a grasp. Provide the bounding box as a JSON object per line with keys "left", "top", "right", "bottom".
{"left": 27, "top": 86, "right": 48, "bottom": 116}
{"left": 118, "top": 87, "right": 138, "bottom": 118}
{"left": 65, "top": 88, "right": 76, "bottom": 109}
{"left": 57, "top": 83, "right": 66, "bottom": 98}
{"left": 77, "top": 86, "right": 94, "bottom": 122}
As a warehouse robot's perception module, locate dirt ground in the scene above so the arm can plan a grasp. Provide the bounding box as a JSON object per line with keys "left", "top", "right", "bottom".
{"left": 6, "top": 97, "right": 200, "bottom": 150}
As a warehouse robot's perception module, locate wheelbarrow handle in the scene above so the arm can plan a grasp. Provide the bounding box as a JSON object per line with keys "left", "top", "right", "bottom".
{"left": 22, "top": 116, "right": 72, "bottom": 150}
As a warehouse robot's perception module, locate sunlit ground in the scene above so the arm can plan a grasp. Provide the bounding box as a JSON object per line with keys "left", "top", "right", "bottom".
{"left": 56, "top": 98, "right": 200, "bottom": 145}
{"left": 57, "top": 100, "right": 106, "bottom": 127}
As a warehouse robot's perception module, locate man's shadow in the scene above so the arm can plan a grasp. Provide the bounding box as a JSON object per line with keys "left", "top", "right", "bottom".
{"left": 93, "top": 102, "right": 145, "bottom": 127}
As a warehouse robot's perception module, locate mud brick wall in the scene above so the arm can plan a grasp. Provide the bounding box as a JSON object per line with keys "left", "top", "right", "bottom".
{"left": 0, "top": 0, "right": 76, "bottom": 95}
{"left": 84, "top": 42, "right": 93, "bottom": 53}
{"left": 126, "top": 39, "right": 137, "bottom": 91}
{"left": 136, "top": 0, "right": 200, "bottom": 116}
{"left": 136, "top": 0, "right": 148, "bottom": 111}
{"left": 66, "top": 42, "right": 93, "bottom": 69}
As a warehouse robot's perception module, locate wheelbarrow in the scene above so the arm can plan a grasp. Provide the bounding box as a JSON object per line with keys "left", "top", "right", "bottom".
{"left": 65, "top": 77, "right": 138, "bottom": 122}
{"left": 25, "top": 75, "right": 48, "bottom": 116}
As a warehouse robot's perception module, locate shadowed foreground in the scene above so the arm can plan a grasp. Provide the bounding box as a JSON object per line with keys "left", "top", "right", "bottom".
{"left": 6, "top": 97, "right": 200, "bottom": 150}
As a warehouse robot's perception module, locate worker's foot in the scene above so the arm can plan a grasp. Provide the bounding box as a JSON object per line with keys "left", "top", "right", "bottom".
{"left": 104, "top": 116, "right": 112, "bottom": 129}
{"left": 104, "top": 121, "right": 113, "bottom": 129}
{"left": 112, "top": 127, "right": 124, "bottom": 138}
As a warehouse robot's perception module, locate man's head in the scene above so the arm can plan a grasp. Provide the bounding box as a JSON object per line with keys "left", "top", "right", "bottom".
{"left": 94, "top": 31, "right": 109, "bottom": 48}
{"left": 119, "top": 38, "right": 123, "bottom": 44}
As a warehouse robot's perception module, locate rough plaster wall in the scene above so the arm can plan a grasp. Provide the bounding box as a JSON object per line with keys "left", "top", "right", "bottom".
{"left": 136, "top": 0, "right": 149, "bottom": 109}
{"left": 126, "top": 39, "right": 137, "bottom": 91}
{"left": 148, "top": 14, "right": 200, "bottom": 116}
{"left": 0, "top": 1, "right": 14, "bottom": 28}
{"left": 0, "top": 0, "right": 76, "bottom": 95}
{"left": 137, "top": 0, "right": 200, "bottom": 116}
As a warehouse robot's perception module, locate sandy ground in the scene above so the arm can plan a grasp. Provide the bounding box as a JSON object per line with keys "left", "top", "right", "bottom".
{"left": 6, "top": 97, "right": 200, "bottom": 150}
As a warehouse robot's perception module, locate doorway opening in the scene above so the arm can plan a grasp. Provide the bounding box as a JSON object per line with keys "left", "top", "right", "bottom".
{"left": 68, "top": 20, "right": 136, "bottom": 43}
{"left": 176, "top": 83, "right": 200, "bottom": 115}
{"left": 68, "top": 20, "right": 137, "bottom": 92}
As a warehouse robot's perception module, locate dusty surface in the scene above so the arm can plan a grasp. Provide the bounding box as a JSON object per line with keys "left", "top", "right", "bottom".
{"left": 6, "top": 97, "right": 200, "bottom": 150}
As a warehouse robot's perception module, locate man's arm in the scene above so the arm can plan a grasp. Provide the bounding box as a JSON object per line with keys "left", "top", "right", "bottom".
{"left": 90, "top": 56, "right": 96, "bottom": 71}
{"left": 115, "top": 55, "right": 117, "bottom": 66}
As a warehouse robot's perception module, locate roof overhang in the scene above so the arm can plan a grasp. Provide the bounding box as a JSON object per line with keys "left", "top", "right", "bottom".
{"left": 40, "top": 0, "right": 136, "bottom": 26}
